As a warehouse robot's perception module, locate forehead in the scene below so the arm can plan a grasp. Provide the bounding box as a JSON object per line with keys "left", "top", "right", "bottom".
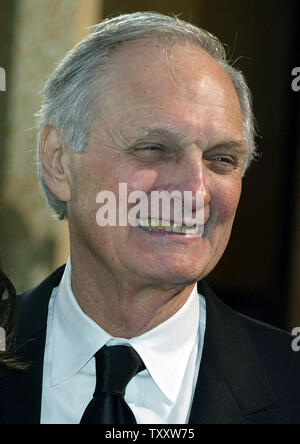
{"left": 98, "top": 39, "right": 243, "bottom": 143}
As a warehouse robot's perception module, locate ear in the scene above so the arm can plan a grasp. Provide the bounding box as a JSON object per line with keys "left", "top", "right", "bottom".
{"left": 39, "top": 125, "right": 71, "bottom": 203}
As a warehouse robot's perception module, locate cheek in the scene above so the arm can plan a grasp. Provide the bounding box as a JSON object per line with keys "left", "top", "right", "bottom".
{"left": 127, "top": 169, "right": 159, "bottom": 193}
{"left": 70, "top": 159, "right": 107, "bottom": 224}
{"left": 212, "top": 179, "right": 242, "bottom": 223}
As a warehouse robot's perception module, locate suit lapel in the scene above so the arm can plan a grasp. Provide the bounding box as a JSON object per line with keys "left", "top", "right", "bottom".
{"left": 189, "top": 281, "right": 276, "bottom": 424}
{"left": 0, "top": 266, "right": 65, "bottom": 424}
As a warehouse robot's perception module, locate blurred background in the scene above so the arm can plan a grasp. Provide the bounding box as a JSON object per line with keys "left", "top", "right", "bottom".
{"left": 0, "top": 0, "right": 299, "bottom": 330}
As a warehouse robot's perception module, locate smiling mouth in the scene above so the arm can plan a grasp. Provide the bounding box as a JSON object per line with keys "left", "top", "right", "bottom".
{"left": 137, "top": 218, "right": 203, "bottom": 235}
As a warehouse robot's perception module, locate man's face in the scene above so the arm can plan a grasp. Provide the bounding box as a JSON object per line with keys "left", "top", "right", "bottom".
{"left": 67, "top": 40, "right": 246, "bottom": 288}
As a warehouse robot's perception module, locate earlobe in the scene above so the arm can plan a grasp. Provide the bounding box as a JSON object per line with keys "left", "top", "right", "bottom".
{"left": 39, "top": 124, "right": 71, "bottom": 202}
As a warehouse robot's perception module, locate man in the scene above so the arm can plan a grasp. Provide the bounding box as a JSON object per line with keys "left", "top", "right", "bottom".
{"left": 0, "top": 12, "right": 299, "bottom": 425}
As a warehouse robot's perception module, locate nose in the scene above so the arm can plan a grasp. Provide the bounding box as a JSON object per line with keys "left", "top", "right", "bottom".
{"left": 175, "top": 148, "right": 211, "bottom": 212}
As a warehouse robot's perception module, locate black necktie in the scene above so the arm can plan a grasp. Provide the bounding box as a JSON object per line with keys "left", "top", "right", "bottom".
{"left": 80, "top": 345, "right": 145, "bottom": 424}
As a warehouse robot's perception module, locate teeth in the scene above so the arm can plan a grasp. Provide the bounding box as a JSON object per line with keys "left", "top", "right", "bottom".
{"left": 137, "top": 219, "right": 199, "bottom": 235}
{"left": 138, "top": 218, "right": 150, "bottom": 227}
{"left": 173, "top": 224, "right": 183, "bottom": 234}
{"left": 183, "top": 226, "right": 199, "bottom": 235}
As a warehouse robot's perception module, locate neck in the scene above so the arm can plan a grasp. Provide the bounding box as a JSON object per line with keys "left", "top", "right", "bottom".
{"left": 70, "top": 249, "right": 195, "bottom": 339}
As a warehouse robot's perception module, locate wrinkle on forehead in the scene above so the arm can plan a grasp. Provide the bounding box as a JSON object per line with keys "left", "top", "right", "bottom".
{"left": 162, "top": 41, "right": 227, "bottom": 97}
{"left": 104, "top": 39, "right": 240, "bottom": 112}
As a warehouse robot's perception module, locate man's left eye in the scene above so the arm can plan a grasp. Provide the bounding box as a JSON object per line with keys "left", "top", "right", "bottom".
{"left": 208, "top": 156, "right": 237, "bottom": 172}
{"left": 213, "top": 156, "right": 234, "bottom": 164}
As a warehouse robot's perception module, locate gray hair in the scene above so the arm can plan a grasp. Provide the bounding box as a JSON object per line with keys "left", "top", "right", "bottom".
{"left": 36, "top": 11, "right": 257, "bottom": 220}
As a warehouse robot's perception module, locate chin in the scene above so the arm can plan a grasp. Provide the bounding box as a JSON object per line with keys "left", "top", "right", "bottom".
{"left": 136, "top": 262, "right": 207, "bottom": 286}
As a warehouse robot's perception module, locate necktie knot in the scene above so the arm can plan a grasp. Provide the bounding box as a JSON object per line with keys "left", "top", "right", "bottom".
{"left": 95, "top": 345, "right": 145, "bottom": 396}
{"left": 80, "top": 345, "right": 145, "bottom": 424}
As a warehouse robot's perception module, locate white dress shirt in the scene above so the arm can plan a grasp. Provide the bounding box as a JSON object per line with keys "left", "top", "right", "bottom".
{"left": 40, "top": 259, "right": 206, "bottom": 424}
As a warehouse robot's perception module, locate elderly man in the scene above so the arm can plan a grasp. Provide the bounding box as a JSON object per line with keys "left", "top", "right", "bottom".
{"left": 0, "top": 12, "right": 299, "bottom": 425}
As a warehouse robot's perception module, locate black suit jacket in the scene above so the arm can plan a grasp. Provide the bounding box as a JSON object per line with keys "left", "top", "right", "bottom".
{"left": 0, "top": 266, "right": 300, "bottom": 424}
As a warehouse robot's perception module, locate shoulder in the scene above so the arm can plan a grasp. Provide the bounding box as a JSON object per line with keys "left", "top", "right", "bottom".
{"left": 200, "top": 279, "right": 298, "bottom": 367}
{"left": 238, "top": 311, "right": 296, "bottom": 360}
{"left": 11, "top": 265, "right": 66, "bottom": 345}
{"left": 199, "top": 280, "right": 300, "bottom": 408}
{"left": 236, "top": 311, "right": 300, "bottom": 404}
{"left": 16, "top": 265, "right": 65, "bottom": 311}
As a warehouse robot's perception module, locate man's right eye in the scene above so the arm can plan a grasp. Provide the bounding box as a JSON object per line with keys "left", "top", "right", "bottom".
{"left": 140, "top": 145, "right": 164, "bottom": 151}
{"left": 133, "top": 145, "right": 166, "bottom": 160}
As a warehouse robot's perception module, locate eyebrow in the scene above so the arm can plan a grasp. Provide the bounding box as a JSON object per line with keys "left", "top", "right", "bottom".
{"left": 138, "top": 125, "right": 245, "bottom": 153}
{"left": 138, "top": 125, "right": 188, "bottom": 145}
{"left": 208, "top": 140, "right": 245, "bottom": 154}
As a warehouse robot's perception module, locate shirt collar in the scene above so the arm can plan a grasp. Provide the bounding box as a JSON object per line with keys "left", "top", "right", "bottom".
{"left": 51, "top": 258, "right": 200, "bottom": 404}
